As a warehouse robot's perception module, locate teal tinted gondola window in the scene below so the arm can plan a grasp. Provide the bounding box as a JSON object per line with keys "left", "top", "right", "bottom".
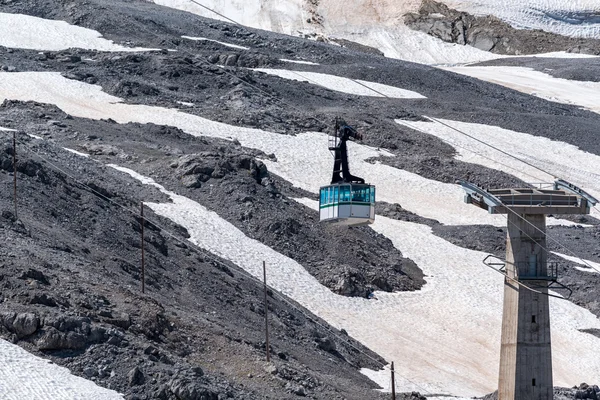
{"left": 333, "top": 186, "right": 339, "bottom": 204}
{"left": 370, "top": 186, "right": 375, "bottom": 203}
{"left": 320, "top": 188, "right": 326, "bottom": 205}
{"left": 340, "top": 185, "right": 351, "bottom": 202}
{"left": 352, "top": 187, "right": 366, "bottom": 202}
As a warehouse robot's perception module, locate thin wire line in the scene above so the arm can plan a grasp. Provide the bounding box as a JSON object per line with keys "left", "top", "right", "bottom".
{"left": 186, "top": 0, "right": 241, "bottom": 26}
{"left": 399, "top": 119, "right": 600, "bottom": 274}
{"left": 401, "top": 121, "right": 545, "bottom": 183}
{"left": 425, "top": 117, "right": 555, "bottom": 179}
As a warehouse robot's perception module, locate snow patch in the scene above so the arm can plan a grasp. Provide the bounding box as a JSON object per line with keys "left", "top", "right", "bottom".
{"left": 181, "top": 35, "right": 249, "bottom": 50}
{"left": 442, "top": 66, "right": 600, "bottom": 115}
{"left": 0, "top": 126, "right": 16, "bottom": 131}
{"left": 63, "top": 147, "right": 89, "bottom": 157}
{"left": 176, "top": 101, "right": 195, "bottom": 107}
{"left": 0, "top": 13, "right": 155, "bottom": 52}
{"left": 0, "top": 339, "right": 123, "bottom": 399}
{"left": 280, "top": 58, "right": 320, "bottom": 65}
{"left": 252, "top": 68, "right": 427, "bottom": 98}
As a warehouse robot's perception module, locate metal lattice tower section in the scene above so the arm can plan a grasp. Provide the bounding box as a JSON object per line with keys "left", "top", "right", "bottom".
{"left": 461, "top": 180, "right": 597, "bottom": 400}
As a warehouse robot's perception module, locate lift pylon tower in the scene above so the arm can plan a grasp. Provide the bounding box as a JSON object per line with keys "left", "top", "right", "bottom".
{"left": 460, "top": 180, "right": 598, "bottom": 400}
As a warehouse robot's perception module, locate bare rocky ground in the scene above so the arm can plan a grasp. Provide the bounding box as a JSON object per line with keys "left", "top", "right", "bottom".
{"left": 1, "top": 0, "right": 600, "bottom": 398}
{"left": 0, "top": 133, "right": 402, "bottom": 400}
{"left": 406, "top": 0, "right": 600, "bottom": 56}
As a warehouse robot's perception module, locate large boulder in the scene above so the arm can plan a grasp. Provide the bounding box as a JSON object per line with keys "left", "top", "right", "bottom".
{"left": 11, "top": 313, "right": 39, "bottom": 338}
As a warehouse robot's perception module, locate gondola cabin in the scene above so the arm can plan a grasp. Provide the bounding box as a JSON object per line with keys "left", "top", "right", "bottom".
{"left": 319, "top": 183, "right": 375, "bottom": 226}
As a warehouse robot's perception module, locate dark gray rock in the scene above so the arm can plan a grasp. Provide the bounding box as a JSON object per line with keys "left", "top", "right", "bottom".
{"left": 11, "top": 313, "right": 39, "bottom": 338}
{"left": 128, "top": 366, "right": 145, "bottom": 386}
{"left": 37, "top": 327, "right": 86, "bottom": 350}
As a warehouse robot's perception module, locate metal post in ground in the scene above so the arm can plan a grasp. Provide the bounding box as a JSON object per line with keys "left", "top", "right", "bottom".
{"left": 141, "top": 202, "right": 145, "bottom": 294}
{"left": 263, "top": 261, "right": 270, "bottom": 362}
{"left": 391, "top": 361, "right": 396, "bottom": 400}
{"left": 12, "top": 131, "right": 17, "bottom": 219}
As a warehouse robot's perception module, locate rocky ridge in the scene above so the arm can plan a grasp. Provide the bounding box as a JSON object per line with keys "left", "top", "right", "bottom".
{"left": 405, "top": 0, "right": 600, "bottom": 55}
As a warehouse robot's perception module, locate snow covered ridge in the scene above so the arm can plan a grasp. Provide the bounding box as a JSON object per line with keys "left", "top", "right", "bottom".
{"left": 0, "top": 339, "right": 123, "bottom": 399}
{"left": 0, "top": 13, "right": 156, "bottom": 52}
{"left": 252, "top": 68, "right": 427, "bottom": 98}
{"left": 443, "top": 0, "right": 600, "bottom": 39}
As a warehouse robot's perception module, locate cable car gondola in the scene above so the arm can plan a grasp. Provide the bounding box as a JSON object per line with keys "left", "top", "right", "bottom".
{"left": 319, "top": 119, "right": 375, "bottom": 226}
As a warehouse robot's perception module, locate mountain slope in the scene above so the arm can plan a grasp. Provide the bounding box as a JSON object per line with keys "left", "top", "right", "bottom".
{"left": 1, "top": 1, "right": 600, "bottom": 399}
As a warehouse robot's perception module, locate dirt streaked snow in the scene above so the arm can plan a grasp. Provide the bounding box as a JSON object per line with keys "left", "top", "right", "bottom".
{"left": 0, "top": 339, "right": 123, "bottom": 399}
{"left": 0, "top": 12, "right": 154, "bottom": 52}
{"left": 155, "top": 0, "right": 502, "bottom": 64}
{"left": 155, "top": 0, "right": 599, "bottom": 65}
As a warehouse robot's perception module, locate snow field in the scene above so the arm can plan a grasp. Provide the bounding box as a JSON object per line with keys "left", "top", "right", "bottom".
{"left": 443, "top": 66, "right": 600, "bottom": 115}
{"left": 157, "top": 0, "right": 600, "bottom": 65}
{"left": 181, "top": 35, "right": 249, "bottom": 50}
{"left": 251, "top": 68, "right": 427, "bottom": 98}
{"left": 155, "top": 0, "right": 503, "bottom": 65}
{"left": 0, "top": 339, "right": 123, "bottom": 399}
{"left": 0, "top": 13, "right": 155, "bottom": 52}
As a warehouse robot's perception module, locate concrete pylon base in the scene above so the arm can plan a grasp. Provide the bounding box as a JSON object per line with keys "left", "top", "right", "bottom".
{"left": 498, "top": 213, "right": 553, "bottom": 400}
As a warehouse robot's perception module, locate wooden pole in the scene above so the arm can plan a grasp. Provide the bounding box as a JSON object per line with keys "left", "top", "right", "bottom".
{"left": 263, "top": 261, "right": 270, "bottom": 362}
{"left": 141, "top": 202, "right": 145, "bottom": 294}
{"left": 391, "top": 361, "right": 396, "bottom": 400}
{"left": 12, "top": 131, "right": 17, "bottom": 220}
